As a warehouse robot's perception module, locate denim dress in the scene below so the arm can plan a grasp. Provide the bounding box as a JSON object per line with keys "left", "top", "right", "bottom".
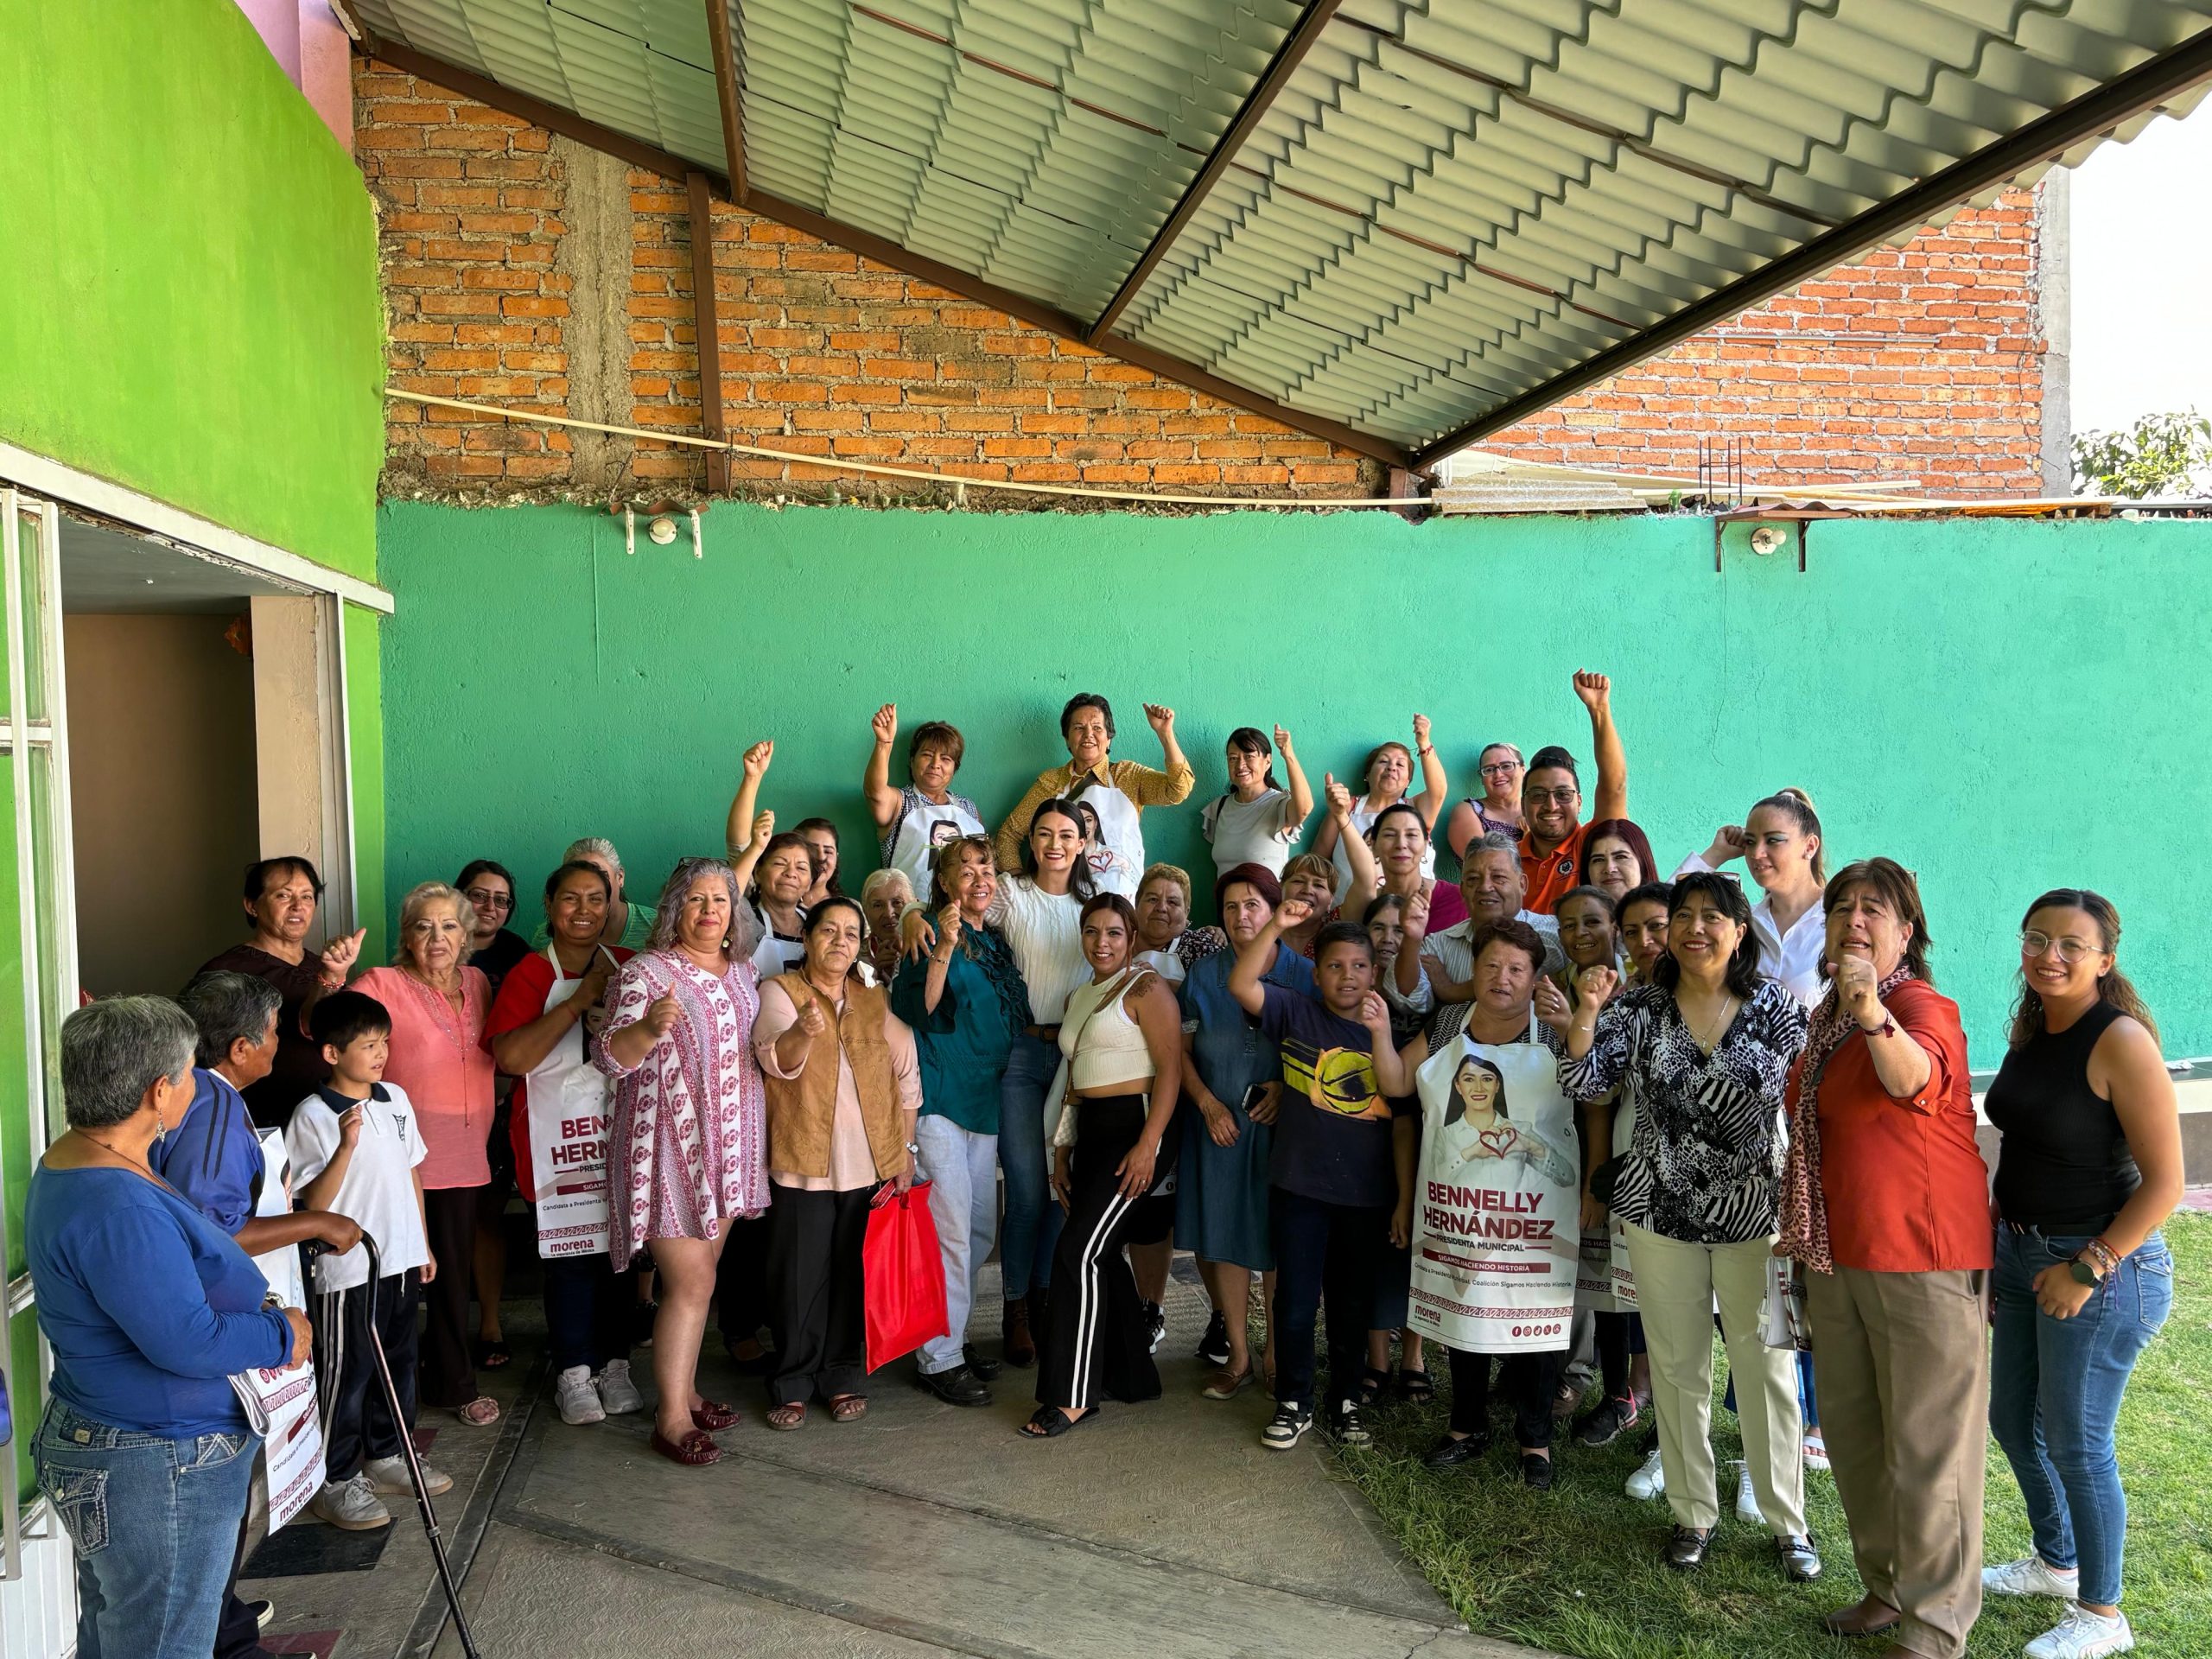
{"left": 1173, "top": 944, "right": 1315, "bottom": 1272}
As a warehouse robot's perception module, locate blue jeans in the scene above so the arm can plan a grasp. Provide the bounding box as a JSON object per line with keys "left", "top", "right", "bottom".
{"left": 997, "top": 1033, "right": 1065, "bottom": 1300}
{"left": 1990, "top": 1228, "right": 2174, "bottom": 1607}
{"left": 917, "top": 1114, "right": 1001, "bottom": 1374}
{"left": 34, "top": 1399, "right": 257, "bottom": 1659}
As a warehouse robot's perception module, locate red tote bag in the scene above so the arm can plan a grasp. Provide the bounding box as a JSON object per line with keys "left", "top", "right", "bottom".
{"left": 864, "top": 1181, "right": 950, "bottom": 1372}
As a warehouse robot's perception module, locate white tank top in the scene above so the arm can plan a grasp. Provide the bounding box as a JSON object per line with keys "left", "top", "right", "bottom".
{"left": 1059, "top": 969, "right": 1155, "bottom": 1091}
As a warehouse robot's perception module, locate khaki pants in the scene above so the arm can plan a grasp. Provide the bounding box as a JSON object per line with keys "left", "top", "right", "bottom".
{"left": 1624, "top": 1222, "right": 1806, "bottom": 1535}
{"left": 1806, "top": 1265, "right": 1987, "bottom": 1659}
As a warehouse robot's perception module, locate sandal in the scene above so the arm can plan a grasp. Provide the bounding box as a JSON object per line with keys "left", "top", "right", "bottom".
{"left": 473, "top": 1338, "right": 512, "bottom": 1370}
{"left": 1020, "top": 1405, "right": 1098, "bottom": 1439}
{"left": 455, "top": 1395, "right": 501, "bottom": 1427}
{"left": 650, "top": 1427, "right": 722, "bottom": 1466}
{"left": 766, "top": 1402, "right": 807, "bottom": 1431}
{"left": 1357, "top": 1365, "right": 1392, "bottom": 1408}
{"left": 690, "top": 1398, "right": 741, "bottom": 1432}
{"left": 828, "top": 1394, "right": 868, "bottom": 1424}
{"left": 1397, "top": 1365, "right": 1434, "bottom": 1405}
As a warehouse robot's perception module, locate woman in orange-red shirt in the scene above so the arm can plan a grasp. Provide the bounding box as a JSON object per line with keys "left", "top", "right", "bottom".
{"left": 1777, "top": 858, "right": 1991, "bottom": 1659}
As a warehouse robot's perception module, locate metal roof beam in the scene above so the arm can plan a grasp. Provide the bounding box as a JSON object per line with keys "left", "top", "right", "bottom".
{"left": 1086, "top": 0, "right": 1344, "bottom": 346}
{"left": 356, "top": 32, "right": 1413, "bottom": 471}
{"left": 703, "top": 0, "right": 747, "bottom": 203}
{"left": 1408, "top": 28, "right": 2212, "bottom": 470}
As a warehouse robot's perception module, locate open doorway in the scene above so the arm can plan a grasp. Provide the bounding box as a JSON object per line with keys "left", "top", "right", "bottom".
{"left": 58, "top": 512, "right": 352, "bottom": 997}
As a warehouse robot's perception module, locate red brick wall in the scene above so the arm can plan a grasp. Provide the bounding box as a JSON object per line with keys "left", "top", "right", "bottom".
{"left": 358, "top": 57, "right": 2048, "bottom": 503}
{"left": 357, "top": 59, "right": 1378, "bottom": 499}
{"left": 1478, "top": 197, "right": 2051, "bottom": 497}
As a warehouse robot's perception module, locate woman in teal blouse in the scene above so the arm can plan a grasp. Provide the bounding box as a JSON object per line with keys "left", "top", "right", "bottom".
{"left": 891, "top": 836, "right": 1034, "bottom": 1406}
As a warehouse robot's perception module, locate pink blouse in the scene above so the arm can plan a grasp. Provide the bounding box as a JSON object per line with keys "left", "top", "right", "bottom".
{"left": 353, "top": 965, "right": 496, "bottom": 1191}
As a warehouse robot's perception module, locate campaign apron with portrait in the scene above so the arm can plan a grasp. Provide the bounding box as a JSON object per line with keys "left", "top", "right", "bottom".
{"left": 1408, "top": 1017, "right": 1580, "bottom": 1354}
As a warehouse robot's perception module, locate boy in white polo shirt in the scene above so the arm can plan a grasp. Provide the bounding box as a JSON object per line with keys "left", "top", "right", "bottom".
{"left": 289, "top": 991, "right": 449, "bottom": 1531}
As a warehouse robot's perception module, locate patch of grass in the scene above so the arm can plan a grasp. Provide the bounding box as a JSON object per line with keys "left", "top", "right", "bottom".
{"left": 1343, "top": 1212, "right": 2211, "bottom": 1658}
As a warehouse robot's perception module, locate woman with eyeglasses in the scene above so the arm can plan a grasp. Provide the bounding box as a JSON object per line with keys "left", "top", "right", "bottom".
{"left": 458, "top": 860, "right": 531, "bottom": 995}
{"left": 1979, "top": 890, "right": 2181, "bottom": 1659}
{"left": 1443, "top": 743, "right": 1526, "bottom": 860}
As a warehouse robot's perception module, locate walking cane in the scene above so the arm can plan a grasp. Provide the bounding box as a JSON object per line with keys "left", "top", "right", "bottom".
{"left": 310, "top": 1234, "right": 486, "bottom": 1658}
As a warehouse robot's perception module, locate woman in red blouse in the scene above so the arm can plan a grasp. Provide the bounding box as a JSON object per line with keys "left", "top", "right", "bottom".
{"left": 1777, "top": 858, "right": 1991, "bottom": 1659}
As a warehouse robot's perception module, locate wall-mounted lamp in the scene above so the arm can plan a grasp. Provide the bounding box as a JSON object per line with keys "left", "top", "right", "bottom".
{"left": 1749, "top": 524, "right": 1787, "bottom": 556}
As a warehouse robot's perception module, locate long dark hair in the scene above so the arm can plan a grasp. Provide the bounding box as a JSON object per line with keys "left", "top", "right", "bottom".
{"left": 1651, "top": 870, "right": 1763, "bottom": 999}
{"left": 1019, "top": 797, "right": 1097, "bottom": 901}
{"left": 2007, "top": 887, "right": 2158, "bottom": 1047}
{"left": 1444, "top": 1055, "right": 1510, "bottom": 1126}
{"left": 1211, "top": 726, "right": 1281, "bottom": 823}
{"left": 793, "top": 817, "right": 846, "bottom": 897}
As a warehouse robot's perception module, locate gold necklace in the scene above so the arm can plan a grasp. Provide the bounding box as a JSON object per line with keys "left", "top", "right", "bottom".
{"left": 1686, "top": 990, "right": 1738, "bottom": 1053}
{"left": 78, "top": 1131, "right": 156, "bottom": 1177}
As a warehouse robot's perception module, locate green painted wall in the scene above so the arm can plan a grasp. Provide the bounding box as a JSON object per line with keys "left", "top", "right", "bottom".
{"left": 378, "top": 501, "right": 2212, "bottom": 1068}
{"left": 346, "top": 603, "right": 389, "bottom": 963}
{"left": 0, "top": 0, "right": 385, "bottom": 581}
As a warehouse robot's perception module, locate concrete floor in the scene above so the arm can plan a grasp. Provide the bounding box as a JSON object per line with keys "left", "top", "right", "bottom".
{"left": 257, "top": 1262, "right": 1554, "bottom": 1659}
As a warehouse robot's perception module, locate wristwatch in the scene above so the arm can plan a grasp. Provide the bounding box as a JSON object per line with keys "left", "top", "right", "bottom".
{"left": 2068, "top": 1255, "right": 2102, "bottom": 1287}
{"left": 905, "top": 1141, "right": 920, "bottom": 1156}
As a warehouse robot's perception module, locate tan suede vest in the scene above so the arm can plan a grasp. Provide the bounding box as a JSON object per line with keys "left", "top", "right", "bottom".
{"left": 760, "top": 974, "right": 906, "bottom": 1181}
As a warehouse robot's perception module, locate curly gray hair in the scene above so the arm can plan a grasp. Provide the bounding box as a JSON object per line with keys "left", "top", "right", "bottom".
{"left": 393, "top": 880, "right": 479, "bottom": 967}
{"left": 645, "top": 857, "right": 761, "bottom": 960}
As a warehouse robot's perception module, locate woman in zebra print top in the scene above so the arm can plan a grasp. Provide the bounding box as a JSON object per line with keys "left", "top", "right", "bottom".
{"left": 1558, "top": 870, "right": 1816, "bottom": 1580}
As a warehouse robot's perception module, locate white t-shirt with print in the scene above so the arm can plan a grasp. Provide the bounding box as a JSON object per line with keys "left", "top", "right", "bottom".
{"left": 286, "top": 1082, "right": 431, "bottom": 1294}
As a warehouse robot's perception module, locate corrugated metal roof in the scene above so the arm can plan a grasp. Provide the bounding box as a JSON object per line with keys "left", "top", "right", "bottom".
{"left": 353, "top": 0, "right": 2212, "bottom": 463}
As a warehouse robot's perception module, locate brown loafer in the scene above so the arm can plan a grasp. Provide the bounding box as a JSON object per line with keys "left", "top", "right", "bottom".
{"left": 1823, "top": 1597, "right": 1902, "bottom": 1637}
{"left": 649, "top": 1427, "right": 721, "bottom": 1467}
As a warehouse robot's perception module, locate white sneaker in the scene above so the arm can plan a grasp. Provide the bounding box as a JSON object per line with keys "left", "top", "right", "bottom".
{"left": 595, "top": 1358, "right": 645, "bottom": 1414}
{"left": 1735, "top": 1461, "right": 1762, "bottom": 1523}
{"left": 1626, "top": 1446, "right": 1667, "bottom": 1500}
{"left": 1986, "top": 1556, "right": 2084, "bottom": 1599}
{"left": 1802, "top": 1429, "right": 1830, "bottom": 1471}
{"left": 556, "top": 1364, "right": 607, "bottom": 1425}
{"left": 308, "top": 1472, "right": 391, "bottom": 1531}
{"left": 2025, "top": 1605, "right": 2134, "bottom": 1659}
{"left": 364, "top": 1452, "right": 453, "bottom": 1497}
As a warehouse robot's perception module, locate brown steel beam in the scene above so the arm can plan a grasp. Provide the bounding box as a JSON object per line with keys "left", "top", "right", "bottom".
{"left": 356, "top": 32, "right": 1411, "bottom": 469}
{"left": 1086, "top": 0, "right": 1343, "bottom": 345}
{"left": 686, "top": 170, "right": 732, "bottom": 493}
{"left": 702, "top": 0, "right": 747, "bottom": 203}
{"left": 1408, "top": 28, "right": 2212, "bottom": 469}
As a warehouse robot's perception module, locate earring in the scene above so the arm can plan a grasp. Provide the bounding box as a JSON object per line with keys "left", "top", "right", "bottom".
{"left": 155, "top": 1109, "right": 168, "bottom": 1150}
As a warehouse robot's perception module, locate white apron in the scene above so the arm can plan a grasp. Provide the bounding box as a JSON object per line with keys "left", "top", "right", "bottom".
{"left": 524, "top": 945, "right": 619, "bottom": 1259}
{"left": 884, "top": 791, "right": 985, "bottom": 899}
{"left": 246, "top": 1128, "right": 323, "bottom": 1531}
{"left": 1072, "top": 775, "right": 1145, "bottom": 890}
{"left": 1575, "top": 1077, "right": 1640, "bottom": 1313}
{"left": 1407, "top": 1012, "right": 1579, "bottom": 1355}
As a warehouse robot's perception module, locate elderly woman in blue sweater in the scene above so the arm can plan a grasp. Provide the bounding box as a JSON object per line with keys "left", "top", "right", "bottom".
{"left": 29, "top": 996, "right": 312, "bottom": 1659}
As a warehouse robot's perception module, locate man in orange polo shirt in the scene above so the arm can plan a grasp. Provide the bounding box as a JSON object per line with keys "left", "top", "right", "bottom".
{"left": 1520, "top": 671, "right": 1629, "bottom": 915}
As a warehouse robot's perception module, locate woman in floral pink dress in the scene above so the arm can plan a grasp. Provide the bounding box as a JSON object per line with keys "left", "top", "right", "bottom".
{"left": 595, "top": 856, "right": 769, "bottom": 1466}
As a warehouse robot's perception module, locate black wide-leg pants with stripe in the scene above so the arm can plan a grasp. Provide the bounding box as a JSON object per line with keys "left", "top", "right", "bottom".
{"left": 1036, "top": 1094, "right": 1174, "bottom": 1412}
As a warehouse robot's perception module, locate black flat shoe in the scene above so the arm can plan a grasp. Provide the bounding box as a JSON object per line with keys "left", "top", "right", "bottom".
{"left": 1665, "top": 1526, "right": 1712, "bottom": 1572}
{"left": 1520, "top": 1452, "right": 1555, "bottom": 1491}
{"left": 1020, "top": 1404, "right": 1098, "bottom": 1439}
{"left": 1421, "top": 1431, "right": 1491, "bottom": 1470}
{"left": 963, "top": 1344, "right": 1003, "bottom": 1382}
{"left": 916, "top": 1364, "right": 993, "bottom": 1408}
{"left": 1196, "top": 1310, "right": 1231, "bottom": 1368}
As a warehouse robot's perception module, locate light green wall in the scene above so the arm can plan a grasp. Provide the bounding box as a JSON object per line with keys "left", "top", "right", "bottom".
{"left": 0, "top": 0, "right": 385, "bottom": 581}
{"left": 378, "top": 501, "right": 2211, "bottom": 1068}
{"left": 346, "top": 603, "right": 389, "bottom": 963}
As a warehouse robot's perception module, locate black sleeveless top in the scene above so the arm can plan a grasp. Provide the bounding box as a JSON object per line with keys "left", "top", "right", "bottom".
{"left": 1984, "top": 1001, "right": 2139, "bottom": 1231}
